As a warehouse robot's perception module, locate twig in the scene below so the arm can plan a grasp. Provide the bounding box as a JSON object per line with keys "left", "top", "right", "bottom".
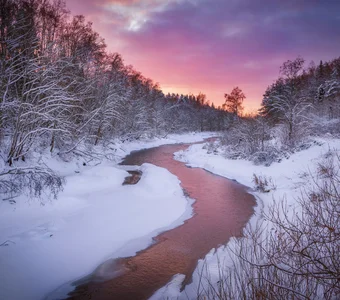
{"left": 0, "top": 240, "right": 15, "bottom": 247}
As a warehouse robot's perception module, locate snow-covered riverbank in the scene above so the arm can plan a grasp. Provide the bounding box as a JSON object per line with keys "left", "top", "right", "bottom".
{"left": 152, "top": 136, "right": 340, "bottom": 299}
{"left": 0, "top": 132, "right": 215, "bottom": 300}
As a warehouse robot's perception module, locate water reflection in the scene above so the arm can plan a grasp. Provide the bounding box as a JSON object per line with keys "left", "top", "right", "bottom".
{"left": 68, "top": 143, "right": 256, "bottom": 300}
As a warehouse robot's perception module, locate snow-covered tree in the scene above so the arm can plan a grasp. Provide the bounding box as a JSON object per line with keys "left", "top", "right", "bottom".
{"left": 261, "top": 58, "right": 313, "bottom": 147}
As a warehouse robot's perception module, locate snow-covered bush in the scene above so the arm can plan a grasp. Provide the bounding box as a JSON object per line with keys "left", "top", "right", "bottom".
{"left": 202, "top": 140, "right": 219, "bottom": 155}
{"left": 274, "top": 121, "right": 312, "bottom": 149}
{"left": 0, "top": 166, "right": 64, "bottom": 202}
{"left": 220, "top": 117, "right": 306, "bottom": 166}
{"left": 250, "top": 148, "right": 281, "bottom": 166}
{"left": 310, "top": 117, "right": 340, "bottom": 137}
{"left": 221, "top": 116, "right": 271, "bottom": 163}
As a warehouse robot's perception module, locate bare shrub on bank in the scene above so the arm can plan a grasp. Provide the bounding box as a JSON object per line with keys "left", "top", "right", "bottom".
{"left": 0, "top": 166, "right": 64, "bottom": 202}
{"left": 197, "top": 153, "right": 340, "bottom": 300}
{"left": 253, "top": 174, "right": 276, "bottom": 193}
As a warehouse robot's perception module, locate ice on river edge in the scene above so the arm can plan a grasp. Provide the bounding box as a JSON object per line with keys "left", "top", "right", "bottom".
{"left": 150, "top": 136, "right": 340, "bottom": 300}
{"left": 3, "top": 132, "right": 337, "bottom": 300}
{"left": 0, "top": 132, "right": 214, "bottom": 300}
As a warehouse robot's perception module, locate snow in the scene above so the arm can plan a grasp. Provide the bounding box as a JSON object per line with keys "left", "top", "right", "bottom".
{"left": 109, "top": 131, "right": 216, "bottom": 163}
{"left": 175, "top": 137, "right": 340, "bottom": 216}
{"left": 5, "top": 130, "right": 336, "bottom": 300}
{"left": 151, "top": 136, "right": 340, "bottom": 299}
{"left": 0, "top": 132, "right": 215, "bottom": 300}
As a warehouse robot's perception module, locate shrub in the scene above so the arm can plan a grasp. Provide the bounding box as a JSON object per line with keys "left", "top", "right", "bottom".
{"left": 252, "top": 174, "right": 276, "bottom": 192}
{"left": 197, "top": 153, "right": 340, "bottom": 300}
{"left": 0, "top": 166, "right": 64, "bottom": 202}
{"left": 250, "top": 149, "right": 280, "bottom": 166}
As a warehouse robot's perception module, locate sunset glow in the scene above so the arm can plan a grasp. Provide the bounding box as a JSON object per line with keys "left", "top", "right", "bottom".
{"left": 65, "top": 0, "right": 340, "bottom": 110}
{"left": 1, "top": 1, "right": 340, "bottom": 298}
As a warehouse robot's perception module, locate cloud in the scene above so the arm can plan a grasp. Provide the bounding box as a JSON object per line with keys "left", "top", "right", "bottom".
{"left": 101, "top": 0, "right": 198, "bottom": 31}
{"left": 65, "top": 0, "right": 340, "bottom": 108}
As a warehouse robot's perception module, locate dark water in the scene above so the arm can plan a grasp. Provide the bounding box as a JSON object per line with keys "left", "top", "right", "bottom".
{"left": 67, "top": 142, "right": 256, "bottom": 300}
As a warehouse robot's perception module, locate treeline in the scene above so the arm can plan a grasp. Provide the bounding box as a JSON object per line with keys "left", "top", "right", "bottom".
{"left": 260, "top": 57, "right": 340, "bottom": 139}
{"left": 0, "top": 0, "right": 228, "bottom": 167}
{"left": 221, "top": 56, "right": 340, "bottom": 165}
{"left": 213, "top": 57, "right": 340, "bottom": 299}
{"left": 0, "top": 0, "right": 230, "bottom": 200}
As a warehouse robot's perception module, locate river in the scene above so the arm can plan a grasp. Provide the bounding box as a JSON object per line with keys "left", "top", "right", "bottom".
{"left": 67, "top": 141, "right": 256, "bottom": 300}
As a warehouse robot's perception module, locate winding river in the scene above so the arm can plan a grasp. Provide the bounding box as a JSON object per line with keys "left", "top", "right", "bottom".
{"left": 67, "top": 141, "right": 256, "bottom": 300}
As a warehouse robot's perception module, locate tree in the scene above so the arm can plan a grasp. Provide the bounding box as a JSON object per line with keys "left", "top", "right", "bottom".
{"left": 260, "top": 57, "right": 313, "bottom": 147}
{"left": 317, "top": 65, "right": 340, "bottom": 119}
{"left": 0, "top": 0, "right": 229, "bottom": 200}
{"left": 223, "top": 87, "right": 245, "bottom": 116}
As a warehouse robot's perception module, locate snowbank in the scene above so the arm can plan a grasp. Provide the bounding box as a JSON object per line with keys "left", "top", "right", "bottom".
{"left": 175, "top": 137, "right": 340, "bottom": 215}
{"left": 152, "top": 136, "right": 340, "bottom": 299}
{"left": 0, "top": 132, "right": 215, "bottom": 300}
{"left": 109, "top": 131, "right": 217, "bottom": 163}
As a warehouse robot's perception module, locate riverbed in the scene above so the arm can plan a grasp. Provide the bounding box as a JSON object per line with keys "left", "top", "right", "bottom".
{"left": 67, "top": 142, "right": 256, "bottom": 300}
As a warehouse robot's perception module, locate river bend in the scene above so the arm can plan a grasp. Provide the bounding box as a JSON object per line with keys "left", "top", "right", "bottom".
{"left": 67, "top": 142, "right": 256, "bottom": 300}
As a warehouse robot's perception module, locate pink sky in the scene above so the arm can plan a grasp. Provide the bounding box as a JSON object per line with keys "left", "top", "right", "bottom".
{"left": 65, "top": 0, "right": 340, "bottom": 111}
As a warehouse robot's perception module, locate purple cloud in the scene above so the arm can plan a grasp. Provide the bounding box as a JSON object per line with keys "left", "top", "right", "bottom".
{"left": 65, "top": 0, "right": 340, "bottom": 111}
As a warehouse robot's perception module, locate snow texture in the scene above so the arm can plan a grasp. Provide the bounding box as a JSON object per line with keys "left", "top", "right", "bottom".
{"left": 151, "top": 136, "right": 340, "bottom": 299}
{"left": 0, "top": 132, "right": 215, "bottom": 300}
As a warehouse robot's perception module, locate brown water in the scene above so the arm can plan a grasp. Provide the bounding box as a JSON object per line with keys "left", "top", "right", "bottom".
{"left": 67, "top": 142, "right": 256, "bottom": 300}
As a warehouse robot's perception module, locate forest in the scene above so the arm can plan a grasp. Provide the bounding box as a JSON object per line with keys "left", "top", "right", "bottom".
{"left": 1, "top": 1, "right": 340, "bottom": 299}
{"left": 222, "top": 57, "right": 340, "bottom": 166}
{"left": 1, "top": 0, "right": 340, "bottom": 199}
{"left": 0, "top": 0, "right": 229, "bottom": 200}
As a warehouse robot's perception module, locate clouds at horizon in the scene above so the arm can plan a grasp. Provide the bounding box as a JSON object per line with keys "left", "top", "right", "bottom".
{"left": 65, "top": 0, "right": 340, "bottom": 110}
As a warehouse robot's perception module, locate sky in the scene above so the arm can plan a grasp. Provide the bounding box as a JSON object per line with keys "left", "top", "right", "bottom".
{"left": 65, "top": 0, "right": 340, "bottom": 111}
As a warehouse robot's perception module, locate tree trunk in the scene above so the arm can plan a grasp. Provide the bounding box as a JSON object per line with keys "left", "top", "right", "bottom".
{"left": 50, "top": 122, "right": 56, "bottom": 153}
{"left": 94, "top": 125, "right": 101, "bottom": 146}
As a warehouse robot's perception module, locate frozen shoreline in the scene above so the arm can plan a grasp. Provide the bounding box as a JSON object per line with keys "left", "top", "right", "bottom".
{"left": 151, "top": 136, "right": 340, "bottom": 299}
{"left": 0, "top": 132, "right": 216, "bottom": 300}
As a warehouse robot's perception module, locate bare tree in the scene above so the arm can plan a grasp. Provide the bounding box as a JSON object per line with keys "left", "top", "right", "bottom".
{"left": 223, "top": 86, "right": 245, "bottom": 117}
{"left": 0, "top": 0, "right": 230, "bottom": 201}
